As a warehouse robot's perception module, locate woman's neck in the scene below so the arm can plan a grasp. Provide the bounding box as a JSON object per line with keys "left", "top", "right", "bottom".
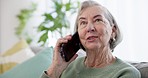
{"left": 84, "top": 47, "right": 116, "bottom": 68}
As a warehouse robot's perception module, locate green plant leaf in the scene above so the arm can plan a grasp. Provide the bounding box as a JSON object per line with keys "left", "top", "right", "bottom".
{"left": 37, "top": 0, "right": 79, "bottom": 46}
{"left": 38, "top": 31, "right": 48, "bottom": 44}
{"left": 44, "top": 13, "right": 54, "bottom": 21}
{"left": 65, "top": 2, "right": 71, "bottom": 11}
{"left": 15, "top": 2, "right": 37, "bottom": 40}
{"left": 38, "top": 24, "right": 49, "bottom": 31}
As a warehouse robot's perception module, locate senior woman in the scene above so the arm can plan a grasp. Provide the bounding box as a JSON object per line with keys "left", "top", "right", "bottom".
{"left": 41, "top": 0, "right": 141, "bottom": 78}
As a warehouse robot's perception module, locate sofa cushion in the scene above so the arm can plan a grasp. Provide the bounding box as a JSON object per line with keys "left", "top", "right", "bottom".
{"left": 0, "top": 47, "right": 53, "bottom": 78}
{"left": 0, "top": 39, "right": 35, "bottom": 74}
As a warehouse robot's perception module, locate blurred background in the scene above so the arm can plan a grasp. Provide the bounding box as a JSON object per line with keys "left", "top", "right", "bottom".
{"left": 0, "top": 0, "right": 148, "bottom": 62}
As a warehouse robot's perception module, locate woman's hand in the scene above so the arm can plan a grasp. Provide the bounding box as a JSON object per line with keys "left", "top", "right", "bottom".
{"left": 46, "top": 35, "right": 78, "bottom": 78}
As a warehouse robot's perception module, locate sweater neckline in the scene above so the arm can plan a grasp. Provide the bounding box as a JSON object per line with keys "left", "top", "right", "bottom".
{"left": 76, "top": 57, "right": 119, "bottom": 76}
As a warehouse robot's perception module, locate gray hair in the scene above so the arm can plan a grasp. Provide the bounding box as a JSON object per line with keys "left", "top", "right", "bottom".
{"left": 74, "top": 0, "right": 122, "bottom": 52}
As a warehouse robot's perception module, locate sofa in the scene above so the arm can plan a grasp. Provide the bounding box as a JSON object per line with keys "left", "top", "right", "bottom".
{"left": 0, "top": 39, "right": 53, "bottom": 78}
{"left": 130, "top": 62, "right": 148, "bottom": 78}
{"left": 0, "top": 45, "right": 148, "bottom": 78}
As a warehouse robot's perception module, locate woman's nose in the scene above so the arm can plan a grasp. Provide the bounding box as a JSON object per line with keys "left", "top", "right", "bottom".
{"left": 87, "top": 23, "right": 96, "bottom": 32}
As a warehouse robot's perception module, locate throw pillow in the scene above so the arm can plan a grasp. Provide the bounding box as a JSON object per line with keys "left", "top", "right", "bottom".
{"left": 0, "top": 47, "right": 53, "bottom": 78}
{"left": 0, "top": 39, "right": 35, "bottom": 74}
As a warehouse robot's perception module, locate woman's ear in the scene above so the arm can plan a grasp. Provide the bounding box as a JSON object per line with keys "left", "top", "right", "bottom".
{"left": 111, "top": 25, "right": 116, "bottom": 38}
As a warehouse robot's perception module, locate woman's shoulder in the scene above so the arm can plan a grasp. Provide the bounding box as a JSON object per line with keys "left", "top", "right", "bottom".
{"left": 114, "top": 57, "right": 141, "bottom": 77}
{"left": 115, "top": 57, "right": 137, "bottom": 70}
{"left": 115, "top": 57, "right": 137, "bottom": 68}
{"left": 66, "top": 56, "right": 86, "bottom": 71}
{"left": 69, "top": 56, "right": 85, "bottom": 67}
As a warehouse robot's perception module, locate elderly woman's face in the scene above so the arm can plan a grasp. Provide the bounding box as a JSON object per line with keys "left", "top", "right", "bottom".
{"left": 78, "top": 6, "right": 114, "bottom": 50}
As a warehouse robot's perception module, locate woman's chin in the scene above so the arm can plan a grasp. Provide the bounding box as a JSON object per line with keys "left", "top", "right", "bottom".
{"left": 86, "top": 44, "right": 100, "bottom": 50}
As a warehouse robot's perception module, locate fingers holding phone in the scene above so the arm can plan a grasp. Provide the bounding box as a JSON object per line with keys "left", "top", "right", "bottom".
{"left": 47, "top": 35, "right": 77, "bottom": 78}
{"left": 60, "top": 32, "right": 81, "bottom": 62}
{"left": 55, "top": 35, "right": 72, "bottom": 48}
{"left": 53, "top": 35, "right": 72, "bottom": 63}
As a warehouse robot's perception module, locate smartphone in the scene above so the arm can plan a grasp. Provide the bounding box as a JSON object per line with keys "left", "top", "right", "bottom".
{"left": 60, "top": 32, "right": 81, "bottom": 62}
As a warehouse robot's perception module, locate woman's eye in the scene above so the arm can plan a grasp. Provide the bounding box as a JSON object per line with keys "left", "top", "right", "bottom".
{"left": 78, "top": 21, "right": 87, "bottom": 29}
{"left": 95, "top": 19, "right": 102, "bottom": 23}
{"left": 80, "top": 21, "right": 87, "bottom": 25}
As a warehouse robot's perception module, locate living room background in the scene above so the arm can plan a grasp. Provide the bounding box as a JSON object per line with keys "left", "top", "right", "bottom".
{"left": 0, "top": 0, "right": 148, "bottom": 62}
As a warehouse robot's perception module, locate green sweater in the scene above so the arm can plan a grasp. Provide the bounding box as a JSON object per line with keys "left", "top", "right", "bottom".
{"left": 41, "top": 57, "right": 141, "bottom": 78}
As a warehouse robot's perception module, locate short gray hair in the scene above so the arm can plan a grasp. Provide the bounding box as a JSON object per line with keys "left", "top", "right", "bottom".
{"left": 74, "top": 0, "right": 122, "bottom": 52}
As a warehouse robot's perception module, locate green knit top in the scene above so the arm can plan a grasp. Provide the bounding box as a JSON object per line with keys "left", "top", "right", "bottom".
{"left": 41, "top": 57, "right": 141, "bottom": 78}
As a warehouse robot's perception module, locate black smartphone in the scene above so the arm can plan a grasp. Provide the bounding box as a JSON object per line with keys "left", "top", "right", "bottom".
{"left": 60, "top": 32, "right": 81, "bottom": 62}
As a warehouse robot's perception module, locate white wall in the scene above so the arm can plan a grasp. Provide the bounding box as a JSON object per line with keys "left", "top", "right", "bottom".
{"left": 0, "top": 0, "right": 46, "bottom": 52}
{"left": 0, "top": 0, "right": 29, "bottom": 52}
{"left": 0, "top": 0, "right": 2, "bottom": 51}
